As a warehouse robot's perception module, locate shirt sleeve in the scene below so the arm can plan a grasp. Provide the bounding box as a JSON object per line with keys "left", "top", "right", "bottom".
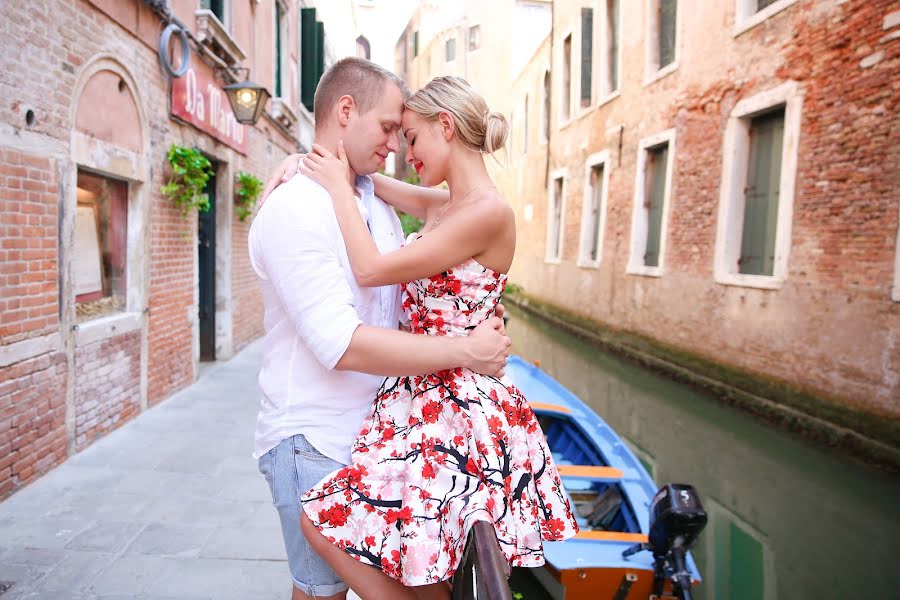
{"left": 255, "top": 192, "right": 361, "bottom": 370}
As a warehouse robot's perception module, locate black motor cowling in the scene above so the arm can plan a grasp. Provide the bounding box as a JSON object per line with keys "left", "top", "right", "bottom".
{"left": 623, "top": 483, "right": 707, "bottom": 600}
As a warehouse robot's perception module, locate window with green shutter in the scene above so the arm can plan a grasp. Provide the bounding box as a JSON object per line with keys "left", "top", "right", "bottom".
{"left": 201, "top": 0, "right": 225, "bottom": 23}
{"left": 643, "top": 143, "right": 668, "bottom": 267}
{"left": 316, "top": 21, "right": 325, "bottom": 83}
{"left": 713, "top": 514, "right": 769, "bottom": 600}
{"left": 275, "top": 1, "right": 284, "bottom": 98}
{"left": 300, "top": 8, "right": 319, "bottom": 113}
{"left": 658, "top": 0, "right": 677, "bottom": 69}
{"left": 581, "top": 8, "right": 593, "bottom": 108}
{"left": 739, "top": 109, "right": 784, "bottom": 276}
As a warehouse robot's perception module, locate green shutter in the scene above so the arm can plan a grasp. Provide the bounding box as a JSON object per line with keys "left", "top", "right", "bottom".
{"left": 300, "top": 8, "right": 318, "bottom": 112}
{"left": 316, "top": 21, "right": 325, "bottom": 84}
{"left": 275, "top": 2, "right": 283, "bottom": 98}
{"left": 644, "top": 144, "right": 668, "bottom": 267}
{"left": 659, "top": 0, "right": 677, "bottom": 68}
{"left": 713, "top": 516, "right": 767, "bottom": 600}
{"left": 739, "top": 110, "right": 784, "bottom": 276}
{"left": 580, "top": 8, "right": 593, "bottom": 106}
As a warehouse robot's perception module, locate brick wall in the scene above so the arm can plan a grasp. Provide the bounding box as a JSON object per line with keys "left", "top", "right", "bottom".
{"left": 74, "top": 331, "right": 142, "bottom": 450}
{"left": 506, "top": 0, "right": 899, "bottom": 420}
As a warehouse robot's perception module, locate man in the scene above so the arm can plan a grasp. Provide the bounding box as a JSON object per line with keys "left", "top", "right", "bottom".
{"left": 248, "top": 57, "right": 511, "bottom": 600}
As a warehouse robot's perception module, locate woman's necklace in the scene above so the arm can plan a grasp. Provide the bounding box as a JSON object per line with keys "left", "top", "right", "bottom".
{"left": 433, "top": 185, "right": 497, "bottom": 228}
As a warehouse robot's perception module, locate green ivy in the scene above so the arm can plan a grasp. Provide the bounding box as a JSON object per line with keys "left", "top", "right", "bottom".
{"left": 235, "top": 171, "right": 264, "bottom": 221}
{"left": 161, "top": 145, "right": 214, "bottom": 217}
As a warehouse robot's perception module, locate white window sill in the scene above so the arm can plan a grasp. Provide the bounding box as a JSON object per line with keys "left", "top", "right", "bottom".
{"left": 733, "top": 0, "right": 799, "bottom": 38}
{"left": 597, "top": 90, "right": 621, "bottom": 109}
{"left": 715, "top": 272, "right": 784, "bottom": 290}
{"left": 643, "top": 61, "right": 679, "bottom": 87}
{"left": 74, "top": 311, "right": 143, "bottom": 346}
{"left": 544, "top": 257, "right": 562, "bottom": 265}
{"left": 577, "top": 258, "right": 600, "bottom": 269}
{"left": 626, "top": 264, "right": 664, "bottom": 277}
{"left": 195, "top": 9, "right": 247, "bottom": 66}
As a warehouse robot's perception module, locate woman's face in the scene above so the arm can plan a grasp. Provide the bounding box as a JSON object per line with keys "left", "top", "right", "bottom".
{"left": 401, "top": 109, "right": 451, "bottom": 187}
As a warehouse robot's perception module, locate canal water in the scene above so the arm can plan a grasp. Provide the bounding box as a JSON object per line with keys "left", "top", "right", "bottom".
{"left": 505, "top": 305, "right": 900, "bottom": 599}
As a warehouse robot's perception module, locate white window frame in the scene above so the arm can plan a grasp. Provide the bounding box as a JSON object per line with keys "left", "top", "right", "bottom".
{"left": 558, "top": 30, "right": 574, "bottom": 126}
{"left": 468, "top": 24, "right": 481, "bottom": 52}
{"left": 714, "top": 81, "right": 802, "bottom": 290}
{"left": 598, "top": 0, "right": 622, "bottom": 106}
{"left": 627, "top": 128, "right": 676, "bottom": 277}
{"left": 274, "top": 0, "right": 290, "bottom": 100}
{"left": 644, "top": 0, "right": 681, "bottom": 86}
{"left": 578, "top": 151, "right": 611, "bottom": 268}
{"left": 445, "top": 37, "right": 456, "bottom": 63}
{"left": 894, "top": 208, "right": 900, "bottom": 301}
{"left": 541, "top": 68, "right": 551, "bottom": 143}
{"left": 572, "top": 5, "right": 595, "bottom": 119}
{"left": 734, "top": 0, "right": 799, "bottom": 37}
{"left": 546, "top": 169, "right": 568, "bottom": 264}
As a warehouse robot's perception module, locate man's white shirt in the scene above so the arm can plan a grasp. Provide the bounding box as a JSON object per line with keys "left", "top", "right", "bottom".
{"left": 248, "top": 173, "right": 403, "bottom": 464}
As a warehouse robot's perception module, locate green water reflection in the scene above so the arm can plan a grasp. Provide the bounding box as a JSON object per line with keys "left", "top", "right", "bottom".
{"left": 506, "top": 306, "right": 900, "bottom": 599}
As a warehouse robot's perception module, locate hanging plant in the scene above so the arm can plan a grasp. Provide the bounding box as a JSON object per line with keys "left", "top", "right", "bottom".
{"left": 234, "top": 171, "right": 264, "bottom": 221}
{"left": 161, "top": 144, "right": 214, "bottom": 217}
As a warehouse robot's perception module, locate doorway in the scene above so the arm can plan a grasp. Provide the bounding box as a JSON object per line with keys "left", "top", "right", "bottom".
{"left": 198, "top": 166, "right": 217, "bottom": 361}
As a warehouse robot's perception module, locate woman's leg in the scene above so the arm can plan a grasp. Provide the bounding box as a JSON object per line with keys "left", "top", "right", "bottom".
{"left": 412, "top": 581, "right": 451, "bottom": 600}
{"left": 300, "top": 513, "right": 418, "bottom": 600}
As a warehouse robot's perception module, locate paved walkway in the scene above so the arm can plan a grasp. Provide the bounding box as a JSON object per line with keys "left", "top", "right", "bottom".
{"left": 0, "top": 340, "right": 356, "bottom": 600}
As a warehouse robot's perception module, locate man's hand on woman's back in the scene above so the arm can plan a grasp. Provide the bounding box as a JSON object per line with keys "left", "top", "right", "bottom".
{"left": 465, "top": 317, "right": 511, "bottom": 378}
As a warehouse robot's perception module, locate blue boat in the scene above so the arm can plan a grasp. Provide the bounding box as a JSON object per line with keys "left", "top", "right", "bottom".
{"left": 506, "top": 356, "right": 705, "bottom": 600}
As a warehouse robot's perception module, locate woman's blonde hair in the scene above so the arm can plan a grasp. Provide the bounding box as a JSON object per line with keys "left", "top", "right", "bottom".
{"left": 404, "top": 76, "right": 508, "bottom": 155}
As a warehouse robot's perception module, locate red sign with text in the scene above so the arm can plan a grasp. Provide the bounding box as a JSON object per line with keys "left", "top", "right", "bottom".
{"left": 171, "top": 58, "right": 249, "bottom": 154}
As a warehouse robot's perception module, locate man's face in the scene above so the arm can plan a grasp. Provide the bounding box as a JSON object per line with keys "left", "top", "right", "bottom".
{"left": 343, "top": 82, "right": 403, "bottom": 176}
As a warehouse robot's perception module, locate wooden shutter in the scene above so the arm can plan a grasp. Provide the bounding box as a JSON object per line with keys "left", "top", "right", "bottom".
{"left": 316, "top": 21, "right": 325, "bottom": 83}
{"left": 275, "top": 2, "right": 283, "bottom": 98}
{"left": 739, "top": 110, "right": 784, "bottom": 275}
{"left": 581, "top": 8, "right": 593, "bottom": 107}
{"left": 644, "top": 144, "right": 668, "bottom": 267}
{"left": 300, "top": 8, "right": 318, "bottom": 112}
{"left": 659, "top": 0, "right": 677, "bottom": 68}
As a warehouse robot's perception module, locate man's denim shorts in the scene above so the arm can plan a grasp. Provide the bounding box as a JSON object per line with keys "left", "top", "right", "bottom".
{"left": 258, "top": 433, "right": 349, "bottom": 597}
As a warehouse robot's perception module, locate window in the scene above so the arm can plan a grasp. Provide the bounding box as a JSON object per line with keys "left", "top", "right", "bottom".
{"left": 413, "top": 31, "right": 419, "bottom": 57}
{"left": 201, "top": 0, "right": 226, "bottom": 25}
{"left": 707, "top": 500, "right": 775, "bottom": 600}
{"left": 578, "top": 153, "right": 610, "bottom": 266}
{"left": 300, "top": 8, "right": 324, "bottom": 112}
{"left": 647, "top": 0, "right": 678, "bottom": 79}
{"left": 628, "top": 129, "right": 675, "bottom": 276}
{"left": 714, "top": 82, "right": 801, "bottom": 289}
{"left": 523, "top": 95, "right": 529, "bottom": 154}
{"left": 356, "top": 35, "right": 371, "bottom": 60}
{"left": 546, "top": 172, "right": 566, "bottom": 262}
{"left": 445, "top": 38, "right": 456, "bottom": 62}
{"left": 734, "top": 0, "right": 799, "bottom": 35}
{"left": 561, "top": 34, "right": 572, "bottom": 122}
{"left": 469, "top": 25, "right": 481, "bottom": 51}
{"left": 274, "top": 0, "right": 286, "bottom": 98}
{"left": 580, "top": 8, "right": 593, "bottom": 108}
{"left": 74, "top": 171, "right": 128, "bottom": 322}
{"left": 542, "top": 70, "right": 551, "bottom": 141}
{"left": 604, "top": 0, "right": 620, "bottom": 95}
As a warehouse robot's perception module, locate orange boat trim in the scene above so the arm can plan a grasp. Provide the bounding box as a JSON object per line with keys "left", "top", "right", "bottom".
{"left": 574, "top": 531, "right": 649, "bottom": 543}
{"left": 557, "top": 465, "right": 624, "bottom": 479}
{"left": 529, "top": 401, "right": 571, "bottom": 413}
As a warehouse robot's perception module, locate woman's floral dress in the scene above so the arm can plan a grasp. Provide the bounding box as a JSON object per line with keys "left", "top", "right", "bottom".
{"left": 301, "top": 253, "right": 578, "bottom": 587}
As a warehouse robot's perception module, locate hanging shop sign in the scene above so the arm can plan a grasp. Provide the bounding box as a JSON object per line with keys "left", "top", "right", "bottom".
{"left": 171, "top": 56, "right": 249, "bottom": 154}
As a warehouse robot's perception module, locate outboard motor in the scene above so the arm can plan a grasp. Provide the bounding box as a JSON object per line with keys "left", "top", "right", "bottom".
{"left": 622, "top": 484, "right": 707, "bottom": 600}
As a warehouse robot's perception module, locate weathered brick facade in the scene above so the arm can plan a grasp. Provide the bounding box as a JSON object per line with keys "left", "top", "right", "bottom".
{"left": 0, "top": 0, "right": 322, "bottom": 498}
{"left": 499, "top": 1, "right": 898, "bottom": 446}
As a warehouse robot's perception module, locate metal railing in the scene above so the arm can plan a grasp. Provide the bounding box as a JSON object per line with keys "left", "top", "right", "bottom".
{"left": 451, "top": 522, "right": 513, "bottom": 600}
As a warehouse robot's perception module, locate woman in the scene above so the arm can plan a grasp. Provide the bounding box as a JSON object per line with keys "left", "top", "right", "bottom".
{"left": 294, "top": 76, "right": 577, "bottom": 599}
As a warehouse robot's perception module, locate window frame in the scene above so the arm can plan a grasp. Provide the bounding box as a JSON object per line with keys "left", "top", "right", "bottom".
{"left": 445, "top": 37, "right": 456, "bottom": 63}
{"left": 627, "top": 128, "right": 676, "bottom": 277}
{"left": 578, "top": 151, "right": 611, "bottom": 268}
{"left": 644, "top": 0, "right": 681, "bottom": 86}
{"left": 468, "top": 24, "right": 481, "bottom": 52}
{"left": 274, "top": 0, "right": 289, "bottom": 100}
{"left": 558, "top": 31, "right": 573, "bottom": 126}
{"left": 734, "top": 0, "right": 799, "bottom": 37}
{"left": 714, "top": 81, "right": 802, "bottom": 290}
{"left": 545, "top": 169, "right": 568, "bottom": 264}
{"left": 200, "top": 0, "right": 230, "bottom": 32}
{"left": 541, "top": 69, "right": 551, "bottom": 143}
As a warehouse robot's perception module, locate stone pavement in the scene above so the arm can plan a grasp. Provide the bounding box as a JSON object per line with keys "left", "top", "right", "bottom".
{"left": 0, "top": 340, "right": 360, "bottom": 600}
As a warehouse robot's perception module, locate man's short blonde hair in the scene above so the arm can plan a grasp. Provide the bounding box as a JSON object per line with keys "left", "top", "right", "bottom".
{"left": 313, "top": 57, "right": 410, "bottom": 127}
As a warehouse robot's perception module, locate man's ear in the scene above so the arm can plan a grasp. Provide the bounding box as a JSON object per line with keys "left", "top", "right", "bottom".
{"left": 336, "top": 95, "right": 356, "bottom": 126}
{"left": 438, "top": 112, "right": 455, "bottom": 141}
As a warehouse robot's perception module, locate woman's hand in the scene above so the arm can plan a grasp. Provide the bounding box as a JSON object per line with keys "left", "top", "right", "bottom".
{"left": 260, "top": 153, "right": 305, "bottom": 205}
{"left": 299, "top": 141, "right": 354, "bottom": 199}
